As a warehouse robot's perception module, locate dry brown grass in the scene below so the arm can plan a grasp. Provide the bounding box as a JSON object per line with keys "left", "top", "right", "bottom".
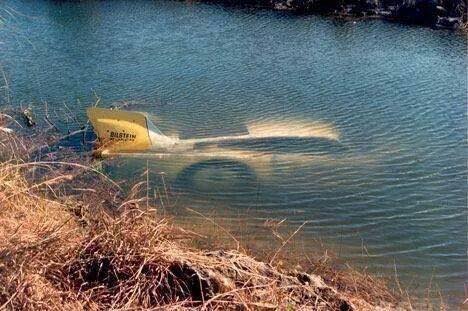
{"left": 0, "top": 113, "right": 404, "bottom": 310}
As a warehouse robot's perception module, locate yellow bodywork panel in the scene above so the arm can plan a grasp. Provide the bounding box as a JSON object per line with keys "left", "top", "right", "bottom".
{"left": 87, "top": 107, "right": 151, "bottom": 152}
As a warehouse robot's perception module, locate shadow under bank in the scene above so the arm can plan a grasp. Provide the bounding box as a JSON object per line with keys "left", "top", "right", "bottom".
{"left": 198, "top": 0, "right": 467, "bottom": 30}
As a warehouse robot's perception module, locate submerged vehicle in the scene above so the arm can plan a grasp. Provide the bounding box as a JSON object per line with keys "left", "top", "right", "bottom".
{"left": 87, "top": 107, "right": 343, "bottom": 185}
{"left": 87, "top": 107, "right": 340, "bottom": 154}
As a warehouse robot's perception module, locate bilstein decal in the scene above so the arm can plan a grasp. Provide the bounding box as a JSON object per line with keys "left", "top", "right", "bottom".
{"left": 109, "top": 131, "right": 137, "bottom": 141}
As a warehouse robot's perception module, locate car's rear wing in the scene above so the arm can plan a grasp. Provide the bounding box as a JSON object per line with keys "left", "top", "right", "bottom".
{"left": 87, "top": 107, "right": 176, "bottom": 153}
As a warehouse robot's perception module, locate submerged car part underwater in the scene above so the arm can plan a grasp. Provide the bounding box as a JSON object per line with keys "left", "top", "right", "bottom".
{"left": 87, "top": 107, "right": 340, "bottom": 153}
{"left": 86, "top": 107, "right": 342, "bottom": 181}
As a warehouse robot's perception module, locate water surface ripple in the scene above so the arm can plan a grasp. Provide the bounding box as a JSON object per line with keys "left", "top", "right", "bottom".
{"left": 1, "top": 0, "right": 466, "bottom": 304}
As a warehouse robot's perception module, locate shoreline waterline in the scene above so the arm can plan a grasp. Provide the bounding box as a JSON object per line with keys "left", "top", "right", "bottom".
{"left": 0, "top": 111, "right": 413, "bottom": 310}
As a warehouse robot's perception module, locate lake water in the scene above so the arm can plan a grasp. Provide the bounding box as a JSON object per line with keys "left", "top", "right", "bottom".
{"left": 1, "top": 0, "right": 466, "bottom": 304}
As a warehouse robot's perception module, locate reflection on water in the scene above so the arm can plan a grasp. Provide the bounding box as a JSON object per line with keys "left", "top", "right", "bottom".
{"left": 1, "top": 0, "right": 467, "bottom": 304}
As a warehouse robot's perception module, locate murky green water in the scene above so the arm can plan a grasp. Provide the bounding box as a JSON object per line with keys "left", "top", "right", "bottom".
{"left": 1, "top": 0, "right": 466, "bottom": 304}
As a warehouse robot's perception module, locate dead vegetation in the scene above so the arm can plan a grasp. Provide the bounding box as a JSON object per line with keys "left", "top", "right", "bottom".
{"left": 0, "top": 112, "right": 404, "bottom": 310}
